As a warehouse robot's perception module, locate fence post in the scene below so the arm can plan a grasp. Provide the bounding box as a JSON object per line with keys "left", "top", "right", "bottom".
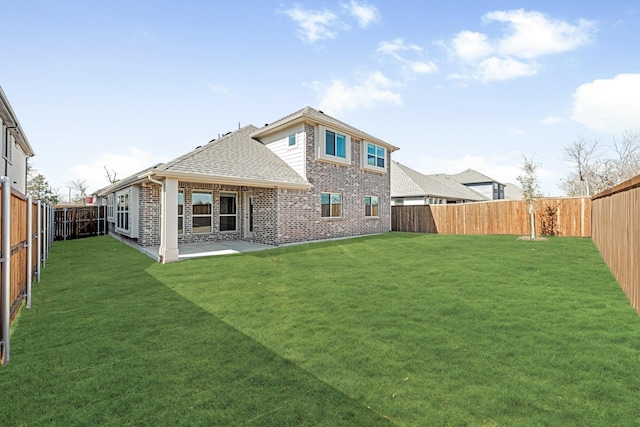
{"left": 37, "top": 201, "right": 41, "bottom": 283}
{"left": 1, "top": 177, "right": 11, "bottom": 365}
{"left": 63, "top": 207, "right": 67, "bottom": 240}
{"left": 26, "top": 196, "right": 32, "bottom": 310}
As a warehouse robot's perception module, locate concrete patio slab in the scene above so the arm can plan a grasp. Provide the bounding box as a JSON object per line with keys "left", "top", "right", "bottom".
{"left": 140, "top": 240, "right": 277, "bottom": 261}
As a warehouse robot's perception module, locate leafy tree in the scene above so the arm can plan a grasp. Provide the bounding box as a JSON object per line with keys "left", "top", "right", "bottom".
{"left": 517, "top": 156, "right": 542, "bottom": 240}
{"left": 27, "top": 164, "right": 60, "bottom": 205}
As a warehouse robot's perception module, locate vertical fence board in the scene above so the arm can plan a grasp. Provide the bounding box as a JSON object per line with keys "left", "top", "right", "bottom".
{"left": 1, "top": 182, "right": 54, "bottom": 365}
{"left": 392, "top": 197, "right": 591, "bottom": 237}
{"left": 592, "top": 176, "right": 640, "bottom": 315}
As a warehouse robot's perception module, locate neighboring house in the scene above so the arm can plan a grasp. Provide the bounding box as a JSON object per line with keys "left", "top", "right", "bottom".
{"left": 504, "top": 182, "right": 523, "bottom": 200}
{"left": 390, "top": 161, "right": 487, "bottom": 205}
{"left": 0, "top": 86, "right": 35, "bottom": 194}
{"left": 97, "top": 107, "right": 399, "bottom": 262}
{"left": 450, "top": 168, "right": 505, "bottom": 200}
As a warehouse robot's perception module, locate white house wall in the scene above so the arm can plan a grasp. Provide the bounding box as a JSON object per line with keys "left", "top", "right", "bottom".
{"left": 261, "top": 125, "right": 306, "bottom": 180}
{"left": 8, "top": 140, "right": 28, "bottom": 193}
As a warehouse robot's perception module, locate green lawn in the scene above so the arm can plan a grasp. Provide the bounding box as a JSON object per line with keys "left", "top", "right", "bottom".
{"left": 1, "top": 233, "right": 639, "bottom": 426}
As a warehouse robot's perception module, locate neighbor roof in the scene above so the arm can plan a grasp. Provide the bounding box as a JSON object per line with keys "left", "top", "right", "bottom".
{"left": 391, "top": 161, "right": 487, "bottom": 201}
{"left": 251, "top": 106, "right": 399, "bottom": 152}
{"left": 504, "top": 182, "right": 524, "bottom": 199}
{"left": 450, "top": 168, "right": 503, "bottom": 185}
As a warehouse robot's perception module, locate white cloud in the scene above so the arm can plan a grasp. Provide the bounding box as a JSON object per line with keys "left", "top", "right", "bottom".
{"left": 447, "top": 10, "right": 595, "bottom": 82}
{"left": 309, "top": 71, "right": 402, "bottom": 114}
{"left": 476, "top": 57, "right": 538, "bottom": 82}
{"left": 377, "top": 38, "right": 422, "bottom": 57}
{"left": 377, "top": 38, "right": 438, "bottom": 76}
{"left": 541, "top": 115, "right": 564, "bottom": 125}
{"left": 343, "top": 0, "right": 380, "bottom": 28}
{"left": 571, "top": 74, "right": 640, "bottom": 132}
{"left": 484, "top": 10, "right": 595, "bottom": 59}
{"left": 284, "top": 6, "right": 346, "bottom": 43}
{"left": 451, "top": 31, "right": 494, "bottom": 63}
{"left": 206, "top": 82, "right": 231, "bottom": 96}
{"left": 407, "top": 61, "right": 438, "bottom": 74}
{"left": 510, "top": 127, "right": 525, "bottom": 135}
{"left": 70, "top": 147, "right": 166, "bottom": 192}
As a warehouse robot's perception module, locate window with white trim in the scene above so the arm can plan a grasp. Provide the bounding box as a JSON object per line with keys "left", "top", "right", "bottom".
{"left": 363, "top": 142, "right": 386, "bottom": 172}
{"left": 178, "top": 189, "right": 184, "bottom": 234}
{"left": 220, "top": 192, "right": 237, "bottom": 231}
{"left": 192, "top": 191, "right": 212, "bottom": 233}
{"left": 116, "top": 193, "right": 129, "bottom": 231}
{"left": 107, "top": 194, "right": 114, "bottom": 220}
{"left": 318, "top": 126, "right": 351, "bottom": 165}
{"left": 365, "top": 196, "right": 379, "bottom": 217}
{"left": 321, "top": 192, "right": 342, "bottom": 218}
{"left": 288, "top": 134, "right": 296, "bottom": 147}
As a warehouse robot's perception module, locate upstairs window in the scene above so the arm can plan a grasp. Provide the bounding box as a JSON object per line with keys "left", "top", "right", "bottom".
{"left": 362, "top": 142, "right": 387, "bottom": 172}
{"left": 321, "top": 192, "right": 342, "bottom": 218}
{"left": 288, "top": 134, "right": 297, "bottom": 147}
{"left": 326, "top": 130, "right": 347, "bottom": 158}
{"left": 318, "top": 126, "right": 351, "bottom": 165}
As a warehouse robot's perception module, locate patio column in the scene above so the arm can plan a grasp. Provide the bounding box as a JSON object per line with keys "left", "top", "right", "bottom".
{"left": 159, "top": 177, "right": 179, "bottom": 263}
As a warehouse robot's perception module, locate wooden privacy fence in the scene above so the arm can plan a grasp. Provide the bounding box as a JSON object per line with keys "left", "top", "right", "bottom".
{"left": 592, "top": 175, "right": 640, "bottom": 315}
{"left": 0, "top": 177, "right": 54, "bottom": 365}
{"left": 392, "top": 197, "right": 591, "bottom": 237}
{"left": 54, "top": 206, "right": 107, "bottom": 240}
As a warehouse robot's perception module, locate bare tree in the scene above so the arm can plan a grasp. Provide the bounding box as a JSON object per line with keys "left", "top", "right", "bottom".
{"left": 562, "top": 137, "right": 599, "bottom": 196}
{"left": 104, "top": 166, "right": 119, "bottom": 184}
{"left": 517, "top": 156, "right": 543, "bottom": 240}
{"left": 562, "top": 131, "right": 640, "bottom": 196}
{"left": 67, "top": 179, "right": 89, "bottom": 204}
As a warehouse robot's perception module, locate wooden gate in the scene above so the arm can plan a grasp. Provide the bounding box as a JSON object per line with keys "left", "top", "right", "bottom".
{"left": 54, "top": 206, "right": 107, "bottom": 240}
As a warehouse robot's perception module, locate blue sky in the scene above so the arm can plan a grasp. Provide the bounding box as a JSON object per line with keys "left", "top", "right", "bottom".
{"left": 3, "top": 0, "right": 640, "bottom": 197}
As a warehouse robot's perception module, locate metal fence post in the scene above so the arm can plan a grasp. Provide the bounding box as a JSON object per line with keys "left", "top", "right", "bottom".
{"left": 1, "top": 177, "right": 11, "bottom": 365}
{"left": 26, "top": 196, "right": 32, "bottom": 310}
{"left": 37, "top": 201, "right": 41, "bottom": 283}
{"left": 43, "top": 205, "right": 48, "bottom": 266}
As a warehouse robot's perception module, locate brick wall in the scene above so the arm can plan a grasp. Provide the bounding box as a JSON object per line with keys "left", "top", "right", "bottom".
{"left": 139, "top": 183, "right": 161, "bottom": 247}
{"left": 273, "top": 123, "right": 391, "bottom": 245}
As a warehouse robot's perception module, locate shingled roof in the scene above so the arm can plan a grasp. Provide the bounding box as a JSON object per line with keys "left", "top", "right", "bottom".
{"left": 391, "top": 161, "right": 487, "bottom": 201}
{"left": 152, "top": 125, "right": 310, "bottom": 188}
{"left": 450, "top": 168, "right": 504, "bottom": 185}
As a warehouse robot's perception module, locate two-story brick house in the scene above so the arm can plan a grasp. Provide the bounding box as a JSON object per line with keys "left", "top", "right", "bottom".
{"left": 97, "top": 107, "right": 399, "bottom": 262}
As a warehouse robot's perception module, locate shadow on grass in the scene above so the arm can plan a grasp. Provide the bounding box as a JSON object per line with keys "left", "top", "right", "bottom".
{"left": 0, "top": 236, "right": 388, "bottom": 426}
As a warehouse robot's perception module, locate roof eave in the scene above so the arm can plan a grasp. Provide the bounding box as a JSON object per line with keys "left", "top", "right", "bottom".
{"left": 142, "top": 170, "right": 313, "bottom": 190}
{"left": 251, "top": 110, "right": 400, "bottom": 152}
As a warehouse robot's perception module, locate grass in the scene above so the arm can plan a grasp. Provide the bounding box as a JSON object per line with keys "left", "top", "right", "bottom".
{"left": 1, "top": 233, "right": 639, "bottom": 426}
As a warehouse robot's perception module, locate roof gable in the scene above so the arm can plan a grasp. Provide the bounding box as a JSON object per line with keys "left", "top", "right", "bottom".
{"left": 251, "top": 106, "right": 399, "bottom": 152}
{"left": 157, "top": 125, "right": 309, "bottom": 187}
{"left": 450, "top": 168, "right": 503, "bottom": 185}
